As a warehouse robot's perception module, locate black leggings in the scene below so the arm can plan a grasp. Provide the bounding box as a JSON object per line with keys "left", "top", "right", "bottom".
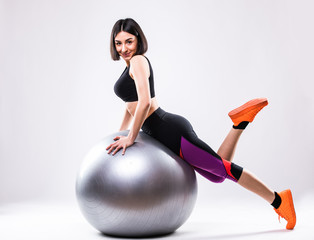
{"left": 141, "top": 108, "right": 243, "bottom": 183}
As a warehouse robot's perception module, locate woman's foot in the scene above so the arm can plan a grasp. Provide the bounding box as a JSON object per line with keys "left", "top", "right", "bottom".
{"left": 228, "top": 98, "right": 268, "bottom": 127}
{"left": 274, "top": 189, "right": 296, "bottom": 230}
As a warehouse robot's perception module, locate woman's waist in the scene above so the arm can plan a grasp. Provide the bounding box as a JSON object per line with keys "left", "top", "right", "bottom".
{"left": 126, "top": 98, "right": 159, "bottom": 117}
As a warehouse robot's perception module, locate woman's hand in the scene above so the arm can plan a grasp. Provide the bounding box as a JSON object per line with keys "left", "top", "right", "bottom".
{"left": 106, "top": 136, "right": 134, "bottom": 156}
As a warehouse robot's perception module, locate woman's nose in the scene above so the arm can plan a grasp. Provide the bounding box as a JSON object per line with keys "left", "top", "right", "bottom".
{"left": 122, "top": 44, "right": 127, "bottom": 52}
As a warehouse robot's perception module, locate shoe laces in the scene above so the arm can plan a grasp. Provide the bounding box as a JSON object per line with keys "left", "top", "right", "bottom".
{"left": 275, "top": 208, "right": 284, "bottom": 223}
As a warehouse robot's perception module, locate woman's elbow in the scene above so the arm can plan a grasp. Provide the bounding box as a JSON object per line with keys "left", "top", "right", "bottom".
{"left": 139, "top": 98, "right": 151, "bottom": 109}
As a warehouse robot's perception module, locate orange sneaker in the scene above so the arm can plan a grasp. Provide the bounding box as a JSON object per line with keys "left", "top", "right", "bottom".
{"left": 274, "top": 189, "right": 296, "bottom": 230}
{"left": 228, "top": 98, "right": 268, "bottom": 126}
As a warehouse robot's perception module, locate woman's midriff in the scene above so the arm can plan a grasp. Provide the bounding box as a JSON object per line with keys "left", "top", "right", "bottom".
{"left": 126, "top": 97, "right": 159, "bottom": 120}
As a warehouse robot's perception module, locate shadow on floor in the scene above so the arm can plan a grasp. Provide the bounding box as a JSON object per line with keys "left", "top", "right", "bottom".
{"left": 97, "top": 228, "right": 288, "bottom": 240}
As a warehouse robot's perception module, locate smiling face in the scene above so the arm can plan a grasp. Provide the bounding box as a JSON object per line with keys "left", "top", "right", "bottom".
{"left": 114, "top": 31, "right": 138, "bottom": 63}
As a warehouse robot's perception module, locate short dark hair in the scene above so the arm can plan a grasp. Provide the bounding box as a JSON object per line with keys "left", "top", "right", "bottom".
{"left": 110, "top": 18, "right": 148, "bottom": 61}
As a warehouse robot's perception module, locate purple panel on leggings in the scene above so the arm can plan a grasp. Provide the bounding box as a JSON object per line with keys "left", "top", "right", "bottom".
{"left": 180, "top": 136, "right": 228, "bottom": 183}
{"left": 194, "top": 167, "right": 225, "bottom": 183}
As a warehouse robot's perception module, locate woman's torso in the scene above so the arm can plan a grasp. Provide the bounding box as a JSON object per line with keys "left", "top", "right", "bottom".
{"left": 126, "top": 97, "right": 159, "bottom": 119}
{"left": 115, "top": 55, "right": 159, "bottom": 119}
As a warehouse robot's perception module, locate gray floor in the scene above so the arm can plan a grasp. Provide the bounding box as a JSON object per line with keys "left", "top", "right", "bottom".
{"left": 1, "top": 192, "right": 313, "bottom": 240}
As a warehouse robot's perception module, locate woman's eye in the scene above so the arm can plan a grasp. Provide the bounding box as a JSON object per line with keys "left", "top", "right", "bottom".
{"left": 116, "top": 42, "right": 121, "bottom": 46}
{"left": 127, "top": 41, "right": 132, "bottom": 44}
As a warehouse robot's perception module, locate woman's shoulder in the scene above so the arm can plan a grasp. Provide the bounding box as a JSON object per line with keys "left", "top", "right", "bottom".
{"left": 130, "top": 55, "right": 149, "bottom": 65}
{"left": 129, "top": 55, "right": 150, "bottom": 72}
{"left": 129, "top": 55, "right": 151, "bottom": 79}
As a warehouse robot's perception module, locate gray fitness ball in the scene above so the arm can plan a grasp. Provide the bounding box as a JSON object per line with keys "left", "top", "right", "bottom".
{"left": 76, "top": 131, "right": 197, "bottom": 238}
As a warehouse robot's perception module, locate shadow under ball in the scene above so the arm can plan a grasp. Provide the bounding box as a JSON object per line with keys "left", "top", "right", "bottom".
{"left": 76, "top": 131, "right": 197, "bottom": 238}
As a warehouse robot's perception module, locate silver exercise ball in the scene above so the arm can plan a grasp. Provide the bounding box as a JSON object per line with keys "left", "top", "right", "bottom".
{"left": 76, "top": 130, "right": 197, "bottom": 238}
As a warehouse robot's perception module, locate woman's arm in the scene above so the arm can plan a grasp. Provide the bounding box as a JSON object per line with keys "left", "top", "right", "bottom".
{"left": 107, "top": 55, "right": 151, "bottom": 155}
{"left": 127, "top": 56, "right": 151, "bottom": 142}
{"left": 119, "top": 107, "right": 133, "bottom": 131}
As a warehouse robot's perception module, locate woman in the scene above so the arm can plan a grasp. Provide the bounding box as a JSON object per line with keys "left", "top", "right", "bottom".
{"left": 106, "top": 18, "right": 296, "bottom": 230}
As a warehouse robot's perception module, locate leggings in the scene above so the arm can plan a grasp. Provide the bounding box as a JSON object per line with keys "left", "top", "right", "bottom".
{"left": 141, "top": 108, "right": 243, "bottom": 183}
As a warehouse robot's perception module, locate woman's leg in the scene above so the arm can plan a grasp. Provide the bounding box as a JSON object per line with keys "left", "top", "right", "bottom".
{"left": 181, "top": 135, "right": 296, "bottom": 230}
{"left": 217, "top": 128, "right": 243, "bottom": 162}
{"left": 238, "top": 169, "right": 296, "bottom": 230}
{"left": 218, "top": 98, "right": 269, "bottom": 162}
{"left": 237, "top": 169, "right": 275, "bottom": 203}
{"left": 181, "top": 132, "right": 275, "bottom": 203}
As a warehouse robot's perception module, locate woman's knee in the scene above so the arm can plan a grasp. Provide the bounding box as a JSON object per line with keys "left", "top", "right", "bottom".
{"left": 194, "top": 167, "right": 225, "bottom": 183}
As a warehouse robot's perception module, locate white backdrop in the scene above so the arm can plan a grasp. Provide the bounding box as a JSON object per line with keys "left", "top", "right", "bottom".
{"left": 1, "top": 0, "right": 313, "bottom": 206}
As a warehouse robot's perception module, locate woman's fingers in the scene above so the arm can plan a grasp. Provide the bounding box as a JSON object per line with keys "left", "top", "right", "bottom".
{"left": 106, "top": 145, "right": 113, "bottom": 154}
{"left": 106, "top": 142, "right": 118, "bottom": 154}
{"left": 112, "top": 145, "right": 121, "bottom": 155}
{"left": 113, "top": 136, "right": 121, "bottom": 141}
{"left": 106, "top": 144, "right": 112, "bottom": 151}
{"left": 106, "top": 136, "right": 129, "bottom": 156}
{"left": 107, "top": 143, "right": 123, "bottom": 155}
{"left": 106, "top": 142, "right": 115, "bottom": 152}
{"left": 122, "top": 145, "right": 126, "bottom": 155}
{"left": 106, "top": 136, "right": 121, "bottom": 152}
{"left": 112, "top": 143, "right": 127, "bottom": 155}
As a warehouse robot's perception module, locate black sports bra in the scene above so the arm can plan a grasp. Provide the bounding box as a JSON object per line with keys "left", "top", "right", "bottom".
{"left": 114, "top": 55, "right": 155, "bottom": 102}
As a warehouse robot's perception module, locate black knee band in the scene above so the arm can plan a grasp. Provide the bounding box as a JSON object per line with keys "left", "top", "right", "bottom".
{"left": 230, "top": 162, "right": 243, "bottom": 180}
